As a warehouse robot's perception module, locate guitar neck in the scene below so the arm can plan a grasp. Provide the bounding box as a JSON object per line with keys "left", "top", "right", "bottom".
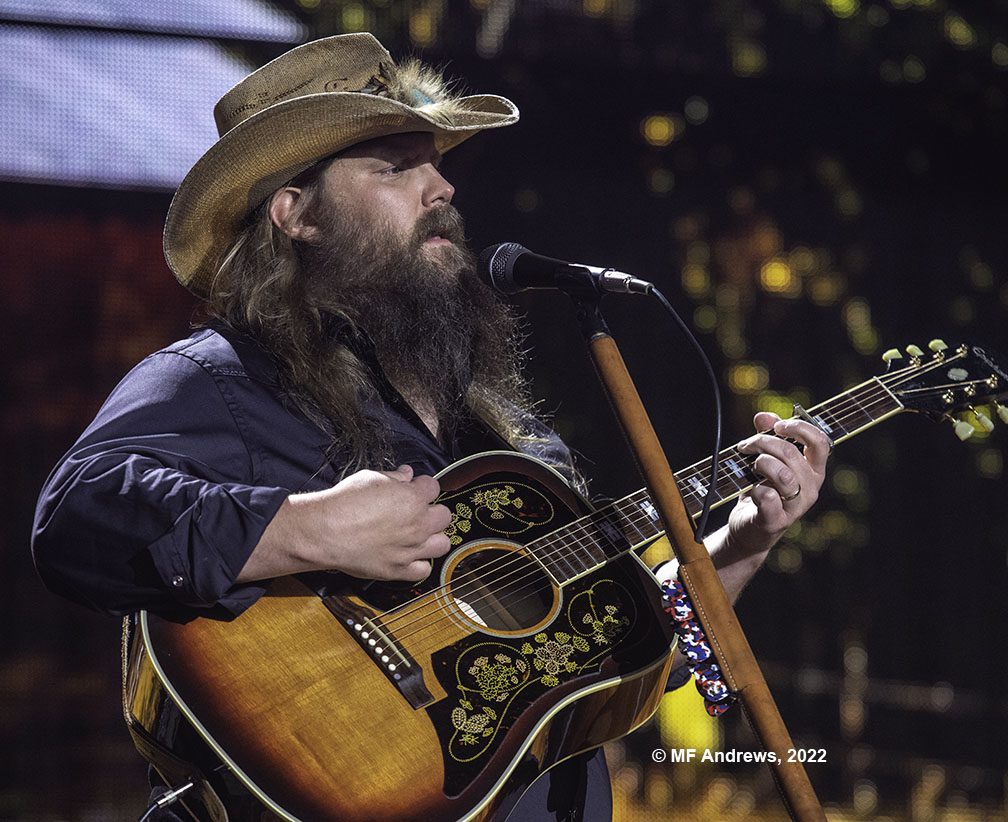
{"left": 527, "top": 375, "right": 905, "bottom": 586}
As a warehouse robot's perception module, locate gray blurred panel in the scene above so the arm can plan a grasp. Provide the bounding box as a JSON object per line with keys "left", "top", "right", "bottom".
{"left": 1, "top": 26, "right": 258, "bottom": 190}
{"left": 0, "top": 0, "right": 303, "bottom": 41}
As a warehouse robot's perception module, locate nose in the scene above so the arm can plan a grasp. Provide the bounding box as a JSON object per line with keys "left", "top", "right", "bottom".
{"left": 422, "top": 163, "right": 454, "bottom": 207}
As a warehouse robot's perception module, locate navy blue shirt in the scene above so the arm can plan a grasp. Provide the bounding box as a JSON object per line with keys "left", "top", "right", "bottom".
{"left": 32, "top": 323, "right": 612, "bottom": 822}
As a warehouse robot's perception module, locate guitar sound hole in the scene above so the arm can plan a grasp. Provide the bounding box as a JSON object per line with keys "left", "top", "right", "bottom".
{"left": 447, "top": 547, "right": 555, "bottom": 633}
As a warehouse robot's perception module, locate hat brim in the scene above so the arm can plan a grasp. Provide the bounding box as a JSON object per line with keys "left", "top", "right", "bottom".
{"left": 164, "top": 91, "right": 518, "bottom": 297}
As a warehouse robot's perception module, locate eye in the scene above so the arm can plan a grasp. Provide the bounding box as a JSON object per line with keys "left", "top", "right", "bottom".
{"left": 382, "top": 164, "right": 405, "bottom": 176}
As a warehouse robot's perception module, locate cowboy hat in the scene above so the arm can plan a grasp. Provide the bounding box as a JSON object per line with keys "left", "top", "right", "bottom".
{"left": 164, "top": 33, "right": 518, "bottom": 297}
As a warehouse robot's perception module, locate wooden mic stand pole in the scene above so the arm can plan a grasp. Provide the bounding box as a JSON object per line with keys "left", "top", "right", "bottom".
{"left": 569, "top": 293, "right": 825, "bottom": 822}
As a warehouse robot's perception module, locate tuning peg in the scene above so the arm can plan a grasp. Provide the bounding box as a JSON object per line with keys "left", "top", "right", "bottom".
{"left": 906, "top": 344, "right": 924, "bottom": 358}
{"left": 882, "top": 348, "right": 902, "bottom": 364}
{"left": 929, "top": 339, "right": 948, "bottom": 353}
{"left": 953, "top": 419, "right": 975, "bottom": 441}
{"left": 996, "top": 402, "right": 1008, "bottom": 424}
{"left": 972, "top": 407, "right": 995, "bottom": 432}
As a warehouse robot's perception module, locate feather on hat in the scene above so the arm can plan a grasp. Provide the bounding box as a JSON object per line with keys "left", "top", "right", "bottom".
{"left": 164, "top": 33, "right": 518, "bottom": 297}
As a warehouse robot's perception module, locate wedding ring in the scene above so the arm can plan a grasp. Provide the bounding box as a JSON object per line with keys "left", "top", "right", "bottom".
{"left": 780, "top": 483, "right": 802, "bottom": 503}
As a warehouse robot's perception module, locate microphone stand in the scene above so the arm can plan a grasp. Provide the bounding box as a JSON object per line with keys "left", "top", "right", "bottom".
{"left": 565, "top": 286, "right": 825, "bottom": 822}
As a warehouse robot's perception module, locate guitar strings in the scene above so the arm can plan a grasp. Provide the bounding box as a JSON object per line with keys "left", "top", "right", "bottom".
{"left": 376, "top": 354, "right": 958, "bottom": 647}
{"left": 373, "top": 355, "right": 960, "bottom": 649}
{"left": 376, "top": 355, "right": 957, "bottom": 654}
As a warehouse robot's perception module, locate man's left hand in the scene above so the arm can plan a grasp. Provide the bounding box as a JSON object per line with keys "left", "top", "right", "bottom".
{"left": 724, "top": 410, "right": 831, "bottom": 561}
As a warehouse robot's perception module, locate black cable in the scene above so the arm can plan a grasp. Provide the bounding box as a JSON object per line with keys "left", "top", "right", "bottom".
{"left": 648, "top": 286, "right": 724, "bottom": 540}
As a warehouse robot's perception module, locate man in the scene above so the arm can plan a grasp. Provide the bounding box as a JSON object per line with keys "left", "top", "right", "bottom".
{"left": 32, "top": 33, "right": 829, "bottom": 821}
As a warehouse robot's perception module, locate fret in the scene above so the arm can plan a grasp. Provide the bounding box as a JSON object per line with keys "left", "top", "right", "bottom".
{"left": 523, "top": 376, "right": 909, "bottom": 585}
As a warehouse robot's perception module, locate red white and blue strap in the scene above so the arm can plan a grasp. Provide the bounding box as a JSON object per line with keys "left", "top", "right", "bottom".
{"left": 660, "top": 577, "right": 737, "bottom": 717}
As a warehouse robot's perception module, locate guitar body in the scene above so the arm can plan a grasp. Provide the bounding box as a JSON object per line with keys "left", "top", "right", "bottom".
{"left": 128, "top": 451, "right": 678, "bottom": 821}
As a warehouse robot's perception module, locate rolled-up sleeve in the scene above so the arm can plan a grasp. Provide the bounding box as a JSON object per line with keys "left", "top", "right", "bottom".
{"left": 32, "top": 350, "right": 290, "bottom": 618}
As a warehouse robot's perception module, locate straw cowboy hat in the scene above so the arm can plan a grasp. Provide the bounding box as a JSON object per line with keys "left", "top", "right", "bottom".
{"left": 164, "top": 32, "right": 519, "bottom": 297}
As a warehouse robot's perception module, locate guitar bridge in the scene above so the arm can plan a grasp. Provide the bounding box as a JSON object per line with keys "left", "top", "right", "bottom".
{"left": 299, "top": 573, "right": 435, "bottom": 710}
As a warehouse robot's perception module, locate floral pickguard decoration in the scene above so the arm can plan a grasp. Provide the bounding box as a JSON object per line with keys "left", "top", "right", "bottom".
{"left": 447, "top": 580, "right": 635, "bottom": 762}
{"left": 442, "top": 482, "right": 554, "bottom": 546}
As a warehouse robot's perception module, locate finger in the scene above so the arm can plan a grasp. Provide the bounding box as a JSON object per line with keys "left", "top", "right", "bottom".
{"left": 750, "top": 453, "right": 801, "bottom": 498}
{"left": 410, "top": 474, "right": 442, "bottom": 503}
{"left": 772, "top": 418, "right": 831, "bottom": 473}
{"left": 417, "top": 532, "right": 451, "bottom": 559}
{"left": 424, "top": 503, "right": 453, "bottom": 533}
{"left": 753, "top": 411, "right": 782, "bottom": 434}
{"left": 381, "top": 464, "right": 414, "bottom": 481}
{"left": 403, "top": 558, "right": 433, "bottom": 582}
{"left": 739, "top": 434, "right": 807, "bottom": 477}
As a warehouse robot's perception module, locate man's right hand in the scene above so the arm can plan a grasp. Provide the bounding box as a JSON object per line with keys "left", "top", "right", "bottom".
{"left": 236, "top": 464, "right": 453, "bottom": 584}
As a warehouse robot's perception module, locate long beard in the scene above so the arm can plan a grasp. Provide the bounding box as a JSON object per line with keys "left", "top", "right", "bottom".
{"left": 298, "top": 203, "right": 524, "bottom": 432}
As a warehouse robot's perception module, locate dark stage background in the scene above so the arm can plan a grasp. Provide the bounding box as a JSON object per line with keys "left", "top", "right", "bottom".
{"left": 3, "top": 1, "right": 1007, "bottom": 820}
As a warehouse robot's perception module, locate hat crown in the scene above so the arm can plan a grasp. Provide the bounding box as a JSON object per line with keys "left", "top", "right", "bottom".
{"left": 213, "top": 33, "right": 392, "bottom": 137}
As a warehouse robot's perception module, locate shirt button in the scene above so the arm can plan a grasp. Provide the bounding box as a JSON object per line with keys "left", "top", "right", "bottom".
{"left": 171, "top": 575, "right": 185, "bottom": 587}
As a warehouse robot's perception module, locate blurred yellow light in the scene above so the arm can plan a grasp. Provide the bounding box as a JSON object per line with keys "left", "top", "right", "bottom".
{"left": 693, "top": 305, "right": 718, "bottom": 332}
{"left": 684, "top": 96, "right": 709, "bottom": 125}
{"left": 950, "top": 295, "right": 975, "bottom": 325}
{"left": 852, "top": 327, "right": 880, "bottom": 354}
{"left": 866, "top": 5, "right": 889, "bottom": 26}
{"left": 297, "top": 0, "right": 320, "bottom": 8}
{"left": 889, "top": 0, "right": 910, "bottom": 7}
{"left": 816, "top": 157, "right": 844, "bottom": 187}
{"left": 470, "top": 0, "right": 489, "bottom": 7}
{"left": 826, "top": 0, "right": 859, "bottom": 18}
{"left": 977, "top": 449, "right": 1003, "bottom": 479}
{"left": 944, "top": 13, "right": 976, "bottom": 49}
{"left": 584, "top": 0, "right": 610, "bottom": 17}
{"left": 715, "top": 283, "right": 740, "bottom": 309}
{"left": 410, "top": 10, "right": 436, "bottom": 45}
{"left": 728, "top": 362, "right": 770, "bottom": 394}
{"left": 808, "top": 274, "right": 844, "bottom": 305}
{"left": 853, "top": 780, "right": 879, "bottom": 817}
{"left": 776, "top": 545, "right": 802, "bottom": 573}
{"left": 342, "top": 3, "right": 366, "bottom": 30}
{"left": 832, "top": 466, "right": 865, "bottom": 495}
{"left": 513, "top": 188, "right": 539, "bottom": 213}
{"left": 718, "top": 329, "right": 747, "bottom": 359}
{"left": 820, "top": 510, "right": 851, "bottom": 538}
{"left": 843, "top": 298, "right": 871, "bottom": 331}
{"left": 681, "top": 264, "right": 710, "bottom": 297}
{"left": 879, "top": 59, "right": 902, "bottom": 84}
{"left": 789, "top": 246, "right": 816, "bottom": 273}
{"left": 641, "top": 114, "right": 681, "bottom": 147}
{"left": 760, "top": 259, "right": 800, "bottom": 296}
{"left": 755, "top": 390, "right": 795, "bottom": 420}
{"left": 686, "top": 241, "right": 711, "bottom": 266}
{"left": 648, "top": 168, "right": 675, "bottom": 195}
{"left": 969, "top": 262, "right": 994, "bottom": 290}
{"left": 993, "top": 42, "right": 1008, "bottom": 68}
{"left": 731, "top": 41, "right": 767, "bottom": 76}
{"left": 903, "top": 56, "right": 926, "bottom": 83}
{"left": 836, "top": 188, "right": 863, "bottom": 217}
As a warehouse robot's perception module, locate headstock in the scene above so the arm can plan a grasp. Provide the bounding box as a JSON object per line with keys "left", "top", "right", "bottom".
{"left": 879, "top": 339, "right": 1008, "bottom": 439}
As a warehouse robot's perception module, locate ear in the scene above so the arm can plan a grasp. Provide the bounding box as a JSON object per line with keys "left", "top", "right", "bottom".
{"left": 268, "top": 186, "right": 318, "bottom": 241}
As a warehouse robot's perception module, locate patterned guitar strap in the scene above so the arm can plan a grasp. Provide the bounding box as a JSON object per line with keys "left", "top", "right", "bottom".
{"left": 659, "top": 578, "right": 738, "bottom": 717}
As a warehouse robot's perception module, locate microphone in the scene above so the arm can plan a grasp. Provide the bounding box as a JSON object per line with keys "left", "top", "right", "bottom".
{"left": 478, "top": 243, "right": 653, "bottom": 296}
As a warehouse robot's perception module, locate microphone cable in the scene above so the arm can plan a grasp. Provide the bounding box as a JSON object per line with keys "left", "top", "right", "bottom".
{"left": 646, "top": 285, "right": 724, "bottom": 541}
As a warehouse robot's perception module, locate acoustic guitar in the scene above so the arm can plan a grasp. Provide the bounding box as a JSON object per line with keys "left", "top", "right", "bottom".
{"left": 123, "top": 341, "right": 1006, "bottom": 821}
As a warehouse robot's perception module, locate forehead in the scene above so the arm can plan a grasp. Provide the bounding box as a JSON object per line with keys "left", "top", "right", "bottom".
{"left": 338, "top": 131, "right": 438, "bottom": 161}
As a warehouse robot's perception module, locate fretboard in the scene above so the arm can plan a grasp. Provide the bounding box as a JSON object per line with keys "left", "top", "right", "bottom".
{"left": 525, "top": 375, "right": 903, "bottom": 586}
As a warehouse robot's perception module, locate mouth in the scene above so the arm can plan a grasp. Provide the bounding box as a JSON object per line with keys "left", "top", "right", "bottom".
{"left": 423, "top": 235, "right": 453, "bottom": 247}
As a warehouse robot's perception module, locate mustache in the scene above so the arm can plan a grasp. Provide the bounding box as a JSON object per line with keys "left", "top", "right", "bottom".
{"left": 410, "top": 205, "right": 467, "bottom": 249}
